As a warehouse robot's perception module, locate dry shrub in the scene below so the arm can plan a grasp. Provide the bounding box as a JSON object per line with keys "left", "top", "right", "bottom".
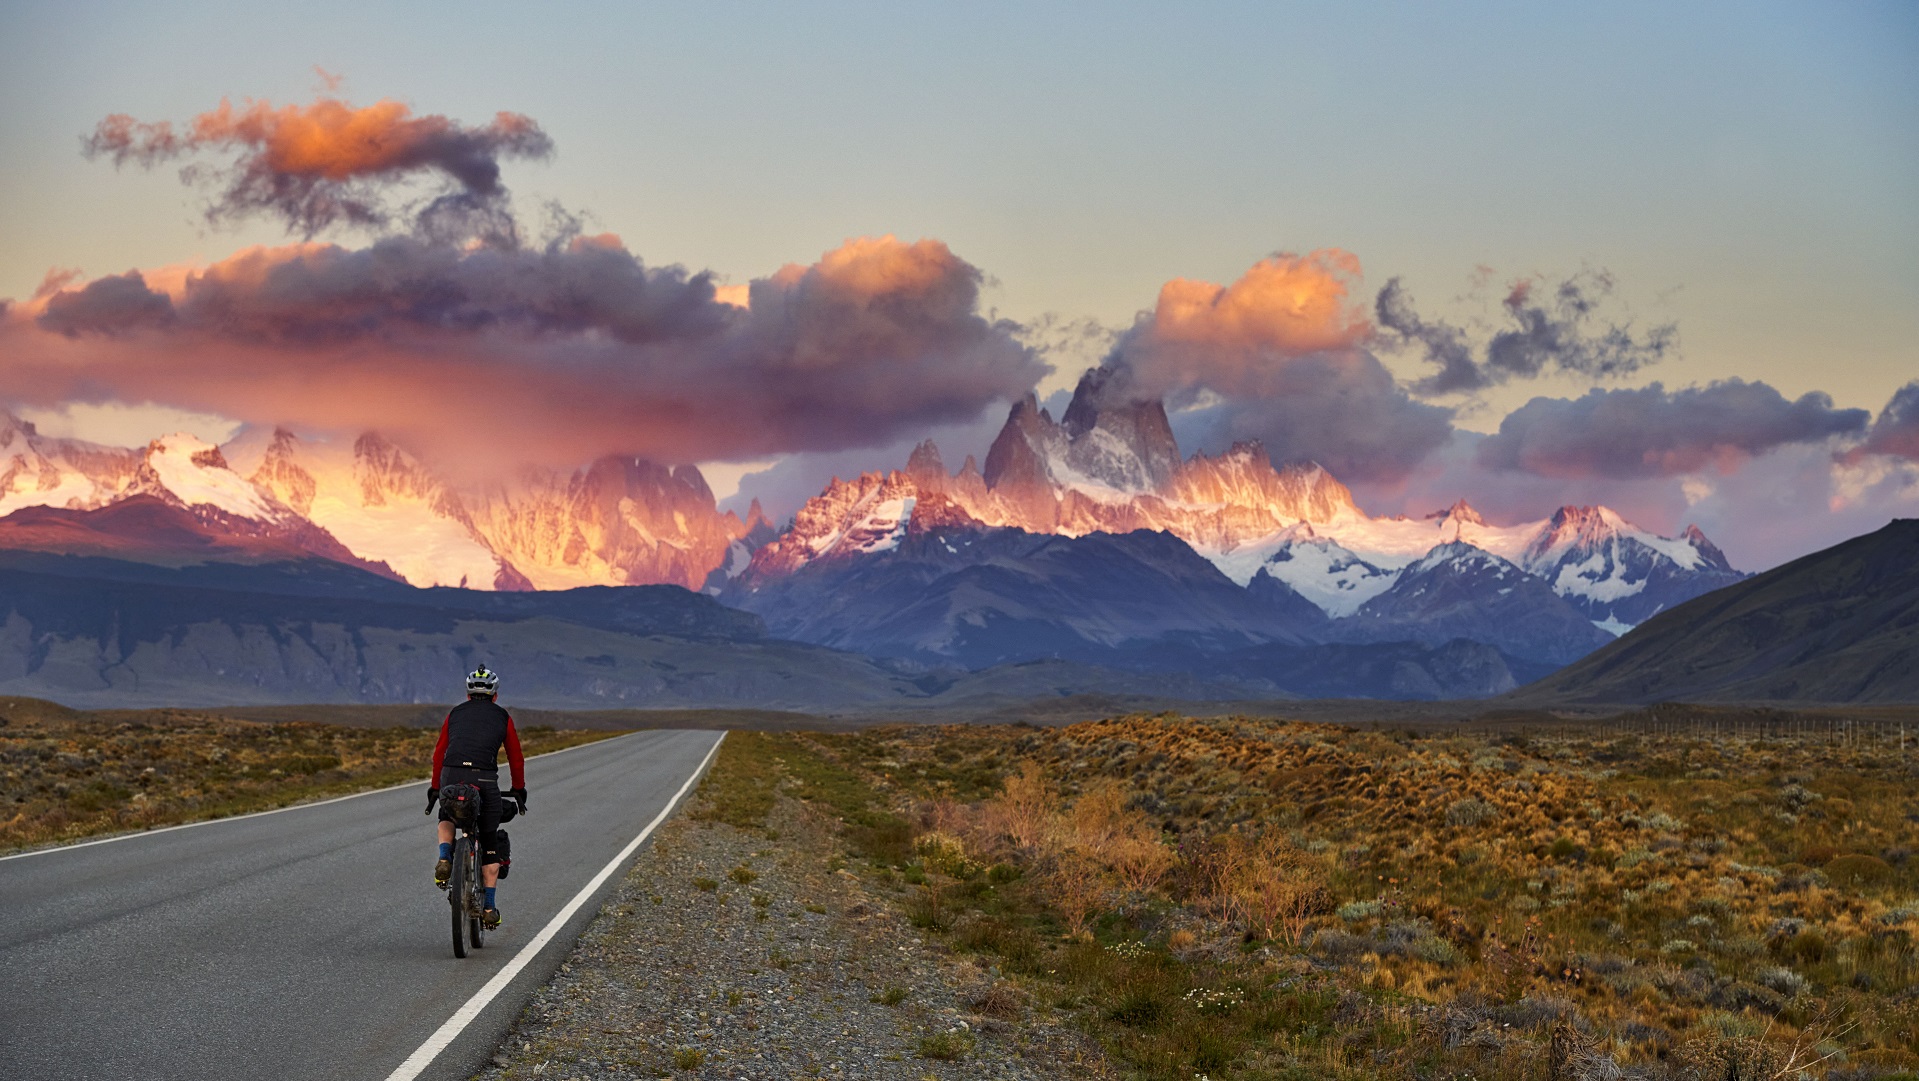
{"left": 1111, "top": 831, "right": 1177, "bottom": 893}
{"left": 914, "top": 831, "right": 978, "bottom": 879}
{"left": 966, "top": 980, "right": 1024, "bottom": 1019}
{"left": 1671, "top": 1004, "right": 1855, "bottom": 1081}
{"left": 1825, "top": 853, "right": 1894, "bottom": 887}
{"left": 995, "top": 760, "right": 1053, "bottom": 851}
{"left": 1064, "top": 780, "right": 1174, "bottom": 893}
{"left": 1799, "top": 843, "right": 1837, "bottom": 866}
{"left": 963, "top": 768, "right": 1181, "bottom": 936}
{"left": 1046, "top": 848, "right": 1108, "bottom": 939}
{"left": 1185, "top": 827, "right": 1331, "bottom": 944}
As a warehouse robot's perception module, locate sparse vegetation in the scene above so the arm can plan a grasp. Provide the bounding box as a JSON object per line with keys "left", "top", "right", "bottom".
{"left": 870, "top": 985, "right": 909, "bottom": 1006}
{"left": 914, "top": 1028, "right": 974, "bottom": 1060}
{"left": 709, "top": 710, "right": 1918, "bottom": 1080}
{"left": 0, "top": 696, "right": 617, "bottom": 854}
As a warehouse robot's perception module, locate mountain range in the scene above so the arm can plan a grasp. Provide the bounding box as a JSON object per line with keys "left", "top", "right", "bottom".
{"left": 1513, "top": 517, "right": 1919, "bottom": 704}
{"left": 721, "top": 370, "right": 1745, "bottom": 670}
{"left": 0, "top": 415, "right": 775, "bottom": 593}
{"left": 0, "top": 544, "right": 1551, "bottom": 707}
{"left": 0, "top": 371, "right": 1757, "bottom": 703}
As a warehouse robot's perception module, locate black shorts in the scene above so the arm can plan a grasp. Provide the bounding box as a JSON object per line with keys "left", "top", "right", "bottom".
{"left": 438, "top": 767, "right": 504, "bottom": 866}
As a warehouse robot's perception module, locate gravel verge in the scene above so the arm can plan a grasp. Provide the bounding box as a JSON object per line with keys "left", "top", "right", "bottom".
{"left": 472, "top": 790, "right": 1111, "bottom": 1080}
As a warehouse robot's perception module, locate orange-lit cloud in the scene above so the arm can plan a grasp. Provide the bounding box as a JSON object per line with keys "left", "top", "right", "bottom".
{"left": 1099, "top": 251, "right": 1450, "bottom": 482}
{"left": 2, "top": 234, "right": 1041, "bottom": 476}
{"left": 1148, "top": 250, "right": 1369, "bottom": 360}
{"left": 85, "top": 93, "right": 551, "bottom": 241}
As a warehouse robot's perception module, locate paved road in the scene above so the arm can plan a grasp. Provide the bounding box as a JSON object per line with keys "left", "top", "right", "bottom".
{"left": 0, "top": 728, "right": 723, "bottom": 1081}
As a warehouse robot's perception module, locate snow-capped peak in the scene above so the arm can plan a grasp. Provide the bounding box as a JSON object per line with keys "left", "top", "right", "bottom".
{"left": 1409, "top": 540, "right": 1490, "bottom": 573}
{"left": 1527, "top": 504, "right": 1629, "bottom": 553}
{"left": 1242, "top": 522, "right": 1399, "bottom": 617}
{"left": 1504, "top": 503, "right": 1745, "bottom": 623}
{"left": 144, "top": 433, "right": 281, "bottom": 521}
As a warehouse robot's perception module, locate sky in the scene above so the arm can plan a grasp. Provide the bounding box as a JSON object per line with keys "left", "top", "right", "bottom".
{"left": 1, "top": 1, "right": 1915, "bottom": 570}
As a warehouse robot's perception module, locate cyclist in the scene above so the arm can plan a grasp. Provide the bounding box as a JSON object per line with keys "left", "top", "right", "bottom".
{"left": 426, "top": 664, "right": 527, "bottom": 930}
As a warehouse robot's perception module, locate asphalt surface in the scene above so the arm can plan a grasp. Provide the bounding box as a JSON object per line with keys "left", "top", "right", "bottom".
{"left": 0, "top": 728, "right": 723, "bottom": 1081}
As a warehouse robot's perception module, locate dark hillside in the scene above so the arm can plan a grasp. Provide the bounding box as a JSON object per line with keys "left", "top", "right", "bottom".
{"left": 1513, "top": 518, "right": 1919, "bottom": 704}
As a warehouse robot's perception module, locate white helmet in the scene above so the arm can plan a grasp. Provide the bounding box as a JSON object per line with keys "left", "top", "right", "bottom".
{"left": 466, "top": 664, "right": 499, "bottom": 696}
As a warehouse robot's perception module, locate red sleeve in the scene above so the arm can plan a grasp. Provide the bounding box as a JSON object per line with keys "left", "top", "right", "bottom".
{"left": 430, "top": 714, "right": 450, "bottom": 788}
{"left": 503, "top": 715, "right": 526, "bottom": 791}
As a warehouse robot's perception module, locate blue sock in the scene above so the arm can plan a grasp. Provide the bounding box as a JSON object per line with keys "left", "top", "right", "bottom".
{"left": 484, "top": 887, "right": 497, "bottom": 908}
{"left": 438, "top": 842, "right": 452, "bottom": 860}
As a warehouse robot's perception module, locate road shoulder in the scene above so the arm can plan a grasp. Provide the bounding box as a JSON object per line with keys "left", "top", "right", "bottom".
{"left": 472, "top": 738, "right": 1111, "bottom": 1080}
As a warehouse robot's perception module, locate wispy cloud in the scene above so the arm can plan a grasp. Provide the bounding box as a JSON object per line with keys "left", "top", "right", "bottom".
{"left": 1376, "top": 270, "right": 1676, "bottom": 396}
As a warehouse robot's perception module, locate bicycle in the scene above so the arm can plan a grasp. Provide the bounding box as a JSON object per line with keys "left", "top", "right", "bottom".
{"left": 435, "top": 783, "right": 520, "bottom": 958}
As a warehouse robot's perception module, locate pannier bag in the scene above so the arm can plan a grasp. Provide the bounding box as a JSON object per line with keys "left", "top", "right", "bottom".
{"left": 494, "top": 830, "right": 512, "bottom": 879}
{"left": 438, "top": 783, "right": 484, "bottom": 827}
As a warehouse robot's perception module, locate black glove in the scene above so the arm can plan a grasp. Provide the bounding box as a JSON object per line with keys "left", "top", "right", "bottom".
{"left": 425, "top": 786, "right": 439, "bottom": 815}
{"left": 509, "top": 787, "right": 528, "bottom": 816}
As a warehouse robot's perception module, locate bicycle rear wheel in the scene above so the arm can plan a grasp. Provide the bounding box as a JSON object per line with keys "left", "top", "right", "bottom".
{"left": 449, "top": 836, "right": 469, "bottom": 959}
{"left": 466, "top": 841, "right": 485, "bottom": 950}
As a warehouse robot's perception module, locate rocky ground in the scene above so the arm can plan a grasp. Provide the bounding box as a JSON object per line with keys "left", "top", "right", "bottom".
{"left": 474, "top": 789, "right": 1111, "bottom": 1081}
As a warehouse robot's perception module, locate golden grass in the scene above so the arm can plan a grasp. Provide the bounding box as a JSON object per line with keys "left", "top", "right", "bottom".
{"left": 770, "top": 712, "right": 1919, "bottom": 1081}
{"left": 0, "top": 696, "right": 620, "bottom": 853}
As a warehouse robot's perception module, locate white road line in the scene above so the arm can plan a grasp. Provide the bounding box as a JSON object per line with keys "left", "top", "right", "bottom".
{"left": 0, "top": 730, "right": 637, "bottom": 863}
{"left": 384, "top": 731, "right": 726, "bottom": 1081}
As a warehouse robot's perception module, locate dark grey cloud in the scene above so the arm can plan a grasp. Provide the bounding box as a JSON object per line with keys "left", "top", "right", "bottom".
{"left": 1842, "top": 381, "right": 1919, "bottom": 463}
{"left": 1161, "top": 349, "right": 1456, "bottom": 483}
{"left": 1478, "top": 380, "right": 1870, "bottom": 478}
{"left": 1377, "top": 271, "right": 1677, "bottom": 395}
{"left": 36, "top": 271, "right": 176, "bottom": 337}
{"left": 7, "top": 234, "right": 1043, "bottom": 472}
{"left": 1374, "top": 278, "right": 1478, "bottom": 394}
{"left": 163, "top": 233, "right": 728, "bottom": 345}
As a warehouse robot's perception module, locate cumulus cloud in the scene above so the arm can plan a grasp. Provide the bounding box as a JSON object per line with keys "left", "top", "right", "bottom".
{"left": 1840, "top": 381, "right": 1919, "bottom": 463}
{"left": 2, "top": 234, "right": 1042, "bottom": 475}
{"left": 1165, "top": 353, "right": 1456, "bottom": 483}
{"left": 1477, "top": 380, "right": 1869, "bottom": 479}
{"left": 36, "top": 271, "right": 176, "bottom": 336}
{"left": 84, "top": 93, "right": 552, "bottom": 243}
{"left": 1376, "top": 270, "right": 1677, "bottom": 395}
{"left": 1100, "top": 251, "right": 1452, "bottom": 482}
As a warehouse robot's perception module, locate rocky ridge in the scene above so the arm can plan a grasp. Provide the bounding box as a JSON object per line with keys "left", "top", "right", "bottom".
{"left": 737, "top": 370, "right": 1745, "bottom": 641}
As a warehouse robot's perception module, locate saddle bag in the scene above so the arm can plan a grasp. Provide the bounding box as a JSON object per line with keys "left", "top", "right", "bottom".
{"left": 438, "top": 783, "right": 484, "bottom": 827}
{"left": 494, "top": 830, "right": 512, "bottom": 879}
